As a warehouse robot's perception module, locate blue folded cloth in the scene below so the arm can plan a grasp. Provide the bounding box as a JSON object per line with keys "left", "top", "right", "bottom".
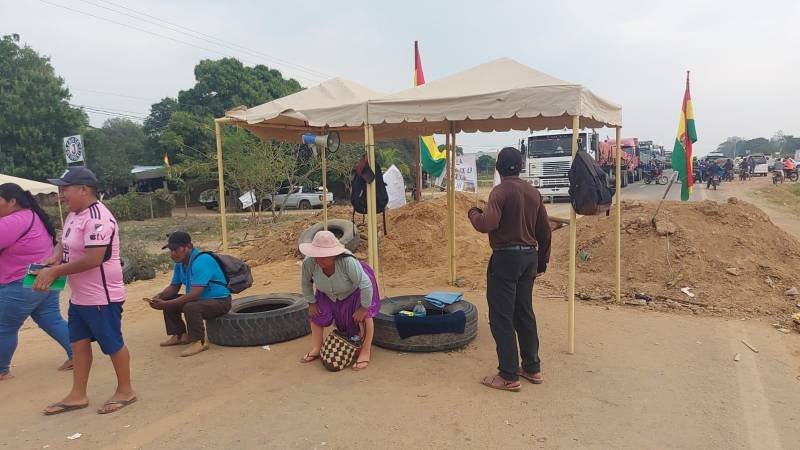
{"left": 424, "top": 292, "right": 463, "bottom": 308}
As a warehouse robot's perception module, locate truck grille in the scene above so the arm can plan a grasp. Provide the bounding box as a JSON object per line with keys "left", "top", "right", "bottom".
{"left": 540, "top": 178, "right": 570, "bottom": 188}
{"left": 530, "top": 161, "right": 571, "bottom": 177}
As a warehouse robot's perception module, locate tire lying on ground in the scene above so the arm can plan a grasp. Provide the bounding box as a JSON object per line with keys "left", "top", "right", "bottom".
{"left": 207, "top": 293, "right": 310, "bottom": 346}
{"left": 373, "top": 295, "right": 478, "bottom": 352}
{"left": 120, "top": 257, "right": 136, "bottom": 284}
{"left": 298, "top": 219, "right": 359, "bottom": 252}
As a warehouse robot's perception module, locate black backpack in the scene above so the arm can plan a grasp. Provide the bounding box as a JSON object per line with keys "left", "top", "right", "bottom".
{"left": 196, "top": 252, "right": 253, "bottom": 294}
{"left": 568, "top": 149, "right": 615, "bottom": 216}
{"left": 351, "top": 157, "right": 389, "bottom": 235}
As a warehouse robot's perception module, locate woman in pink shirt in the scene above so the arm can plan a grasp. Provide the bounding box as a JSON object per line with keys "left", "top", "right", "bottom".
{"left": 0, "top": 183, "right": 73, "bottom": 381}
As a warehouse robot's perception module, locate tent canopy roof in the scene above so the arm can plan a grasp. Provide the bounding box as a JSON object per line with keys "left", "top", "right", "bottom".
{"left": 223, "top": 58, "right": 622, "bottom": 143}
{"left": 0, "top": 174, "right": 58, "bottom": 195}
{"left": 367, "top": 58, "right": 622, "bottom": 135}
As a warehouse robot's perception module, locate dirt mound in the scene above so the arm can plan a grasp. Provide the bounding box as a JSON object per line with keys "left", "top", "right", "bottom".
{"left": 380, "top": 194, "right": 490, "bottom": 279}
{"left": 542, "top": 199, "right": 800, "bottom": 321}
{"left": 242, "top": 194, "right": 492, "bottom": 285}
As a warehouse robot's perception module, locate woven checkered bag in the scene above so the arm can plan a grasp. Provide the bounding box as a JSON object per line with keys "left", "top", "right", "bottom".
{"left": 320, "top": 330, "right": 361, "bottom": 372}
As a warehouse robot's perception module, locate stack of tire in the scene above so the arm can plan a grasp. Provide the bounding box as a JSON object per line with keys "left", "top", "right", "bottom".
{"left": 298, "top": 219, "right": 359, "bottom": 252}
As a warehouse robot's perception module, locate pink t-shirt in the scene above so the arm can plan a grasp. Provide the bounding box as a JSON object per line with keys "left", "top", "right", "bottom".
{"left": 0, "top": 210, "right": 54, "bottom": 284}
{"left": 62, "top": 202, "right": 125, "bottom": 305}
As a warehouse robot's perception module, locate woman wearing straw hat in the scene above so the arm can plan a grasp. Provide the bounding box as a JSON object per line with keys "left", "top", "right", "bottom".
{"left": 298, "top": 231, "right": 380, "bottom": 371}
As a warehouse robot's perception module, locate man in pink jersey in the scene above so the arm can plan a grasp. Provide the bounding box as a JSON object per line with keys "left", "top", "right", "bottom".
{"left": 35, "top": 167, "right": 136, "bottom": 415}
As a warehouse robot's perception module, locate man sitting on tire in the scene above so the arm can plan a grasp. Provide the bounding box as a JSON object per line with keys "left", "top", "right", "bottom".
{"left": 468, "top": 147, "right": 551, "bottom": 392}
{"left": 148, "top": 232, "right": 231, "bottom": 357}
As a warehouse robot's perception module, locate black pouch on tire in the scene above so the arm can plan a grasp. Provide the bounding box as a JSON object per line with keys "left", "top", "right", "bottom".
{"left": 568, "top": 149, "right": 615, "bottom": 215}
{"left": 320, "top": 330, "right": 361, "bottom": 372}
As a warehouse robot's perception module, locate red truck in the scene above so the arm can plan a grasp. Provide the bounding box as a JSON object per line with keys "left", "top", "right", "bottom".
{"left": 598, "top": 138, "right": 640, "bottom": 187}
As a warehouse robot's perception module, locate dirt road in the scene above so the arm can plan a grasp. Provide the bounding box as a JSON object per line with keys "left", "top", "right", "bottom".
{"left": 2, "top": 177, "right": 799, "bottom": 449}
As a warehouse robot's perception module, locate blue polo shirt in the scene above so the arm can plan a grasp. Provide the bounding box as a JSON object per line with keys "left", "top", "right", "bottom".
{"left": 170, "top": 249, "right": 230, "bottom": 300}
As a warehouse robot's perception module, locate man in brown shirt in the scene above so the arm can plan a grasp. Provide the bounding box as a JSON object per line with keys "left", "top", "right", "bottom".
{"left": 469, "top": 147, "right": 551, "bottom": 392}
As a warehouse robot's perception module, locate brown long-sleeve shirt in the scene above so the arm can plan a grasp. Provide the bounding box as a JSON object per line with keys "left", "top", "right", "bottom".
{"left": 469, "top": 176, "right": 552, "bottom": 267}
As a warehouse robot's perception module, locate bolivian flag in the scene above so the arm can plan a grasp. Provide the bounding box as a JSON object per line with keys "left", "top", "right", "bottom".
{"left": 420, "top": 135, "right": 446, "bottom": 177}
{"left": 671, "top": 72, "right": 697, "bottom": 201}
{"left": 414, "top": 41, "right": 445, "bottom": 177}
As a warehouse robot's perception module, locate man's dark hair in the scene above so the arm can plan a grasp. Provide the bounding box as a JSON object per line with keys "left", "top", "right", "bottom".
{"left": 496, "top": 147, "right": 523, "bottom": 177}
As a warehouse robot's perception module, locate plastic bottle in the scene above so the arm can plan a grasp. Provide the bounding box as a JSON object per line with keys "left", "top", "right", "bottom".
{"left": 413, "top": 300, "right": 427, "bottom": 317}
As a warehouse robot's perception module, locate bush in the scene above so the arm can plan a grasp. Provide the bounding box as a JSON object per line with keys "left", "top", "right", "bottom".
{"left": 120, "top": 243, "right": 172, "bottom": 284}
{"left": 104, "top": 192, "right": 173, "bottom": 221}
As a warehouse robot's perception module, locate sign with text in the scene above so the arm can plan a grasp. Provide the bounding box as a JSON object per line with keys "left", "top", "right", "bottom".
{"left": 455, "top": 154, "right": 478, "bottom": 193}
{"left": 63, "top": 135, "right": 85, "bottom": 164}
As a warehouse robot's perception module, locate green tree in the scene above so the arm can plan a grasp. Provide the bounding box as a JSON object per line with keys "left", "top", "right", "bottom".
{"left": 376, "top": 147, "right": 412, "bottom": 178}
{"left": 82, "top": 118, "right": 150, "bottom": 194}
{"left": 476, "top": 154, "right": 496, "bottom": 175}
{"left": 0, "top": 34, "right": 88, "bottom": 180}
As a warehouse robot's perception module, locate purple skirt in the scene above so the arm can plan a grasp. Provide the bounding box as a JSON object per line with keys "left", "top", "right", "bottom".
{"left": 310, "top": 261, "right": 381, "bottom": 337}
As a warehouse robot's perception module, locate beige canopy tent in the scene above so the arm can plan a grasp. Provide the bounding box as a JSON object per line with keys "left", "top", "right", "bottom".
{"left": 0, "top": 174, "right": 59, "bottom": 195}
{"left": 215, "top": 58, "right": 623, "bottom": 353}
{"left": 0, "top": 173, "right": 64, "bottom": 226}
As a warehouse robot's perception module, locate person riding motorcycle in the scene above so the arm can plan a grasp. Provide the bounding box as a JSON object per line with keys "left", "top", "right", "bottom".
{"left": 739, "top": 157, "right": 749, "bottom": 180}
{"left": 773, "top": 158, "right": 785, "bottom": 183}
{"left": 784, "top": 157, "right": 796, "bottom": 180}
{"left": 706, "top": 161, "right": 723, "bottom": 189}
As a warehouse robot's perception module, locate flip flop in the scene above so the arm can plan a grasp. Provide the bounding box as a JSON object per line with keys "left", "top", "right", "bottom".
{"left": 97, "top": 397, "right": 137, "bottom": 415}
{"left": 480, "top": 375, "right": 521, "bottom": 392}
{"left": 352, "top": 360, "right": 370, "bottom": 371}
{"left": 300, "top": 353, "right": 320, "bottom": 363}
{"left": 43, "top": 402, "right": 89, "bottom": 416}
{"left": 517, "top": 369, "right": 543, "bottom": 384}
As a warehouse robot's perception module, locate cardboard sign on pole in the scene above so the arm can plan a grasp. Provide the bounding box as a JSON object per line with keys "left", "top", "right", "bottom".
{"left": 63, "top": 135, "right": 85, "bottom": 164}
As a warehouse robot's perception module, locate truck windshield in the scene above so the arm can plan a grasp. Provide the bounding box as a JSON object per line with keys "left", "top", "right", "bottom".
{"left": 528, "top": 135, "right": 573, "bottom": 158}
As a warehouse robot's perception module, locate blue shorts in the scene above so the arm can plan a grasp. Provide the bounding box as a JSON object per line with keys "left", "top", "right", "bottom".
{"left": 68, "top": 302, "right": 125, "bottom": 355}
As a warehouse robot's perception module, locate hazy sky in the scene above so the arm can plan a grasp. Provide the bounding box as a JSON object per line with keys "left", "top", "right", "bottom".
{"left": 2, "top": 0, "right": 799, "bottom": 156}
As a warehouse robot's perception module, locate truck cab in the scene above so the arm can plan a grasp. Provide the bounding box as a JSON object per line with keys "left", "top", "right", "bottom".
{"left": 520, "top": 129, "right": 598, "bottom": 198}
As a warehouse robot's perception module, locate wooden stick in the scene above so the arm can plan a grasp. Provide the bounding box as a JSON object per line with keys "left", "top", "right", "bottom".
{"left": 741, "top": 340, "right": 759, "bottom": 353}
{"left": 567, "top": 115, "right": 579, "bottom": 354}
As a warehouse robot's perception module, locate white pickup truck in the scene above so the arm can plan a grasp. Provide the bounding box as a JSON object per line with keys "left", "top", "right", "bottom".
{"left": 259, "top": 186, "right": 334, "bottom": 210}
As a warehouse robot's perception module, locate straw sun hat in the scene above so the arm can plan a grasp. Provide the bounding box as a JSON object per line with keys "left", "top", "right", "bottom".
{"left": 299, "top": 230, "right": 351, "bottom": 258}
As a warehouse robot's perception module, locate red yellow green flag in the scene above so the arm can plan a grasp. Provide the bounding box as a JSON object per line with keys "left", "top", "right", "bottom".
{"left": 163, "top": 152, "right": 171, "bottom": 176}
{"left": 414, "top": 41, "right": 443, "bottom": 176}
{"left": 671, "top": 71, "right": 697, "bottom": 201}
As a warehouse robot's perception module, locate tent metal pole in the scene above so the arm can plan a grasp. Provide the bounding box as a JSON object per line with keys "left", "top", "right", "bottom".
{"left": 445, "top": 129, "right": 453, "bottom": 284}
{"left": 450, "top": 124, "right": 457, "bottom": 283}
{"left": 367, "top": 125, "right": 380, "bottom": 280}
{"left": 615, "top": 126, "right": 622, "bottom": 304}
{"left": 214, "top": 118, "right": 232, "bottom": 252}
{"left": 321, "top": 144, "right": 328, "bottom": 230}
{"left": 567, "top": 115, "right": 579, "bottom": 354}
{"left": 364, "top": 126, "right": 375, "bottom": 269}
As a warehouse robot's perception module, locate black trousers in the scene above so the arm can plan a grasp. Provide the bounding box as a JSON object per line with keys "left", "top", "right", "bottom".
{"left": 486, "top": 249, "right": 541, "bottom": 381}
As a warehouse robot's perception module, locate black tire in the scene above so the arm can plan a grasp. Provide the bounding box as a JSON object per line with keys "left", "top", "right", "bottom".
{"left": 121, "top": 257, "right": 135, "bottom": 284}
{"left": 203, "top": 202, "right": 217, "bottom": 210}
{"left": 261, "top": 199, "right": 273, "bottom": 210}
{"left": 657, "top": 175, "right": 669, "bottom": 185}
{"left": 298, "top": 219, "right": 360, "bottom": 252}
{"left": 789, "top": 172, "right": 799, "bottom": 182}
{"left": 643, "top": 176, "right": 652, "bottom": 185}
{"left": 207, "top": 294, "right": 310, "bottom": 347}
{"left": 373, "top": 295, "right": 478, "bottom": 352}
{"left": 299, "top": 200, "right": 311, "bottom": 210}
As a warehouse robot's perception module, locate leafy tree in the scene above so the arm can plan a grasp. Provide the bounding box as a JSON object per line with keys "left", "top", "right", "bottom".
{"left": 327, "top": 143, "right": 365, "bottom": 197}
{"left": 476, "top": 154, "right": 496, "bottom": 175}
{"left": 376, "top": 147, "right": 412, "bottom": 178}
{"left": 0, "top": 34, "right": 88, "bottom": 180}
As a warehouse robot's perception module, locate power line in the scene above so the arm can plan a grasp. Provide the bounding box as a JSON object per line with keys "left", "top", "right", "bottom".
{"left": 69, "top": 87, "right": 155, "bottom": 102}
{"left": 87, "top": 0, "right": 332, "bottom": 81}
{"left": 38, "top": 0, "right": 323, "bottom": 84}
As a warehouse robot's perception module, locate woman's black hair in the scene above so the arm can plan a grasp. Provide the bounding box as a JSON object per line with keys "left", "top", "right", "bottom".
{"left": 0, "top": 183, "right": 58, "bottom": 245}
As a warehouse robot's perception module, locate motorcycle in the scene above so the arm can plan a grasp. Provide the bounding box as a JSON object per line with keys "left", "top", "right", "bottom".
{"left": 787, "top": 169, "right": 799, "bottom": 182}
{"left": 724, "top": 169, "right": 734, "bottom": 182}
{"left": 772, "top": 170, "right": 783, "bottom": 185}
{"left": 710, "top": 174, "right": 721, "bottom": 190}
{"left": 643, "top": 167, "right": 669, "bottom": 185}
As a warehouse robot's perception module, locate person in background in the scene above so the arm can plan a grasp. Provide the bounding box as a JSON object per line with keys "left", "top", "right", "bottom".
{"left": 783, "top": 157, "right": 795, "bottom": 180}
{"left": 0, "top": 183, "right": 72, "bottom": 381}
{"left": 773, "top": 158, "right": 785, "bottom": 182}
{"left": 706, "top": 160, "right": 723, "bottom": 188}
{"left": 37, "top": 167, "right": 136, "bottom": 415}
{"left": 299, "top": 231, "right": 381, "bottom": 371}
{"left": 148, "top": 232, "right": 231, "bottom": 357}
{"left": 747, "top": 156, "right": 756, "bottom": 176}
{"left": 469, "top": 147, "right": 551, "bottom": 392}
{"left": 739, "top": 157, "right": 749, "bottom": 181}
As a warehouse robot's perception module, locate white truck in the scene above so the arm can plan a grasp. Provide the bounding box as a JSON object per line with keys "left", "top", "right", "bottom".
{"left": 262, "top": 185, "right": 333, "bottom": 210}
{"left": 519, "top": 129, "right": 599, "bottom": 199}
